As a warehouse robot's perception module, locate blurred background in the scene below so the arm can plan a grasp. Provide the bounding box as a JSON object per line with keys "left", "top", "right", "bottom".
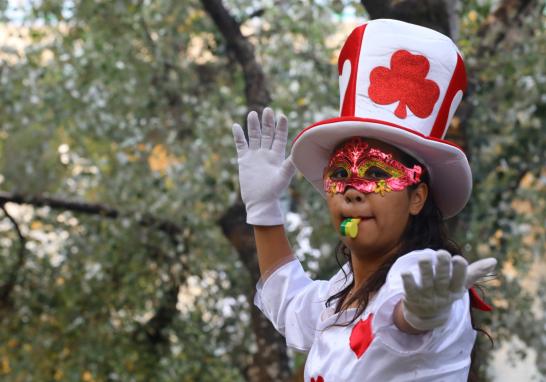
{"left": 0, "top": 0, "right": 544, "bottom": 381}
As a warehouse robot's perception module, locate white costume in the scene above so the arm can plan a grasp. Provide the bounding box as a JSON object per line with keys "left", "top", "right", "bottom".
{"left": 255, "top": 249, "right": 476, "bottom": 382}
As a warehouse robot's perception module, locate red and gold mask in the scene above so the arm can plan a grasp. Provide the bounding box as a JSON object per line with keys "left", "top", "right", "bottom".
{"left": 323, "top": 137, "right": 423, "bottom": 196}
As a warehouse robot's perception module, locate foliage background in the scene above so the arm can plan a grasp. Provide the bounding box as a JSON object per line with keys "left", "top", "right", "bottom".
{"left": 0, "top": 0, "right": 544, "bottom": 381}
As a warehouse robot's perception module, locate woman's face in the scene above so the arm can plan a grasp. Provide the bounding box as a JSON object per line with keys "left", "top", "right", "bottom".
{"left": 324, "top": 138, "right": 428, "bottom": 259}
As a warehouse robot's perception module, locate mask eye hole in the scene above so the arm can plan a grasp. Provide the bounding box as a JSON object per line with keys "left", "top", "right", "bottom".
{"left": 329, "top": 167, "right": 349, "bottom": 180}
{"left": 364, "top": 166, "right": 391, "bottom": 180}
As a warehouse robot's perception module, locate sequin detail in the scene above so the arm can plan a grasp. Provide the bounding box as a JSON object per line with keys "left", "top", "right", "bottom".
{"left": 368, "top": 50, "right": 440, "bottom": 119}
{"left": 323, "top": 137, "right": 423, "bottom": 196}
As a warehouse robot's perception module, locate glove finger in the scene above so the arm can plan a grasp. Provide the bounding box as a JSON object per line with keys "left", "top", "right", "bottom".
{"left": 449, "top": 256, "right": 468, "bottom": 293}
{"left": 466, "top": 257, "right": 497, "bottom": 288}
{"left": 279, "top": 157, "right": 296, "bottom": 180}
{"left": 418, "top": 259, "right": 434, "bottom": 293}
{"left": 247, "top": 111, "right": 261, "bottom": 150}
{"left": 434, "top": 250, "right": 451, "bottom": 297}
{"left": 260, "top": 107, "right": 275, "bottom": 150}
{"left": 232, "top": 124, "right": 248, "bottom": 156}
{"left": 271, "top": 114, "right": 288, "bottom": 156}
{"left": 401, "top": 272, "right": 420, "bottom": 303}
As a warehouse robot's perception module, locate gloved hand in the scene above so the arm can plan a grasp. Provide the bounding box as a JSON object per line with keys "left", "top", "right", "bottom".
{"left": 401, "top": 250, "right": 497, "bottom": 331}
{"left": 232, "top": 107, "right": 295, "bottom": 226}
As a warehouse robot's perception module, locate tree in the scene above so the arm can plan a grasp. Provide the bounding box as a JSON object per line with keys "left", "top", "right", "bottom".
{"left": 0, "top": 0, "right": 544, "bottom": 381}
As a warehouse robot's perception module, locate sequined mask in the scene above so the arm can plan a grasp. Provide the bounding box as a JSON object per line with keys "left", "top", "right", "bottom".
{"left": 323, "top": 137, "right": 423, "bottom": 196}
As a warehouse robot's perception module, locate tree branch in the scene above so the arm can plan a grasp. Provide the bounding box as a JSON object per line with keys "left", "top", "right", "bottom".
{"left": 0, "top": 191, "right": 184, "bottom": 237}
{"left": 361, "top": 0, "right": 458, "bottom": 37}
{"left": 454, "top": 0, "right": 543, "bottom": 158}
{"left": 476, "top": 0, "right": 543, "bottom": 54}
{"left": 132, "top": 283, "right": 181, "bottom": 348}
{"left": 0, "top": 190, "right": 192, "bottom": 353}
{"left": 200, "top": 0, "right": 271, "bottom": 112}
{"left": 240, "top": 0, "right": 285, "bottom": 23}
{"left": 136, "top": 0, "right": 195, "bottom": 140}
{"left": 244, "top": 7, "right": 265, "bottom": 21}
{"left": 0, "top": 202, "right": 27, "bottom": 308}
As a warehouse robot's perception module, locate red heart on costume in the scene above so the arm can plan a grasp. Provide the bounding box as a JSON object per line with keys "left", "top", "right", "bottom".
{"left": 310, "top": 376, "right": 324, "bottom": 382}
{"left": 349, "top": 314, "right": 374, "bottom": 358}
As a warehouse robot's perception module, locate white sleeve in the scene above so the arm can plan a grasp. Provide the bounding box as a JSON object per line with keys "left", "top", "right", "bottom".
{"left": 254, "top": 259, "right": 332, "bottom": 352}
{"left": 372, "top": 249, "right": 474, "bottom": 354}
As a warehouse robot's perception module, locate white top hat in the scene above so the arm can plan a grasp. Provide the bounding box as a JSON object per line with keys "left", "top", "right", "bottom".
{"left": 291, "top": 19, "right": 471, "bottom": 218}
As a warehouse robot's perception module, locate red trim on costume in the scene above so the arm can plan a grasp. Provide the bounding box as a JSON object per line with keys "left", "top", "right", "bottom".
{"left": 430, "top": 53, "right": 467, "bottom": 139}
{"left": 292, "top": 116, "right": 464, "bottom": 151}
{"left": 338, "top": 24, "right": 367, "bottom": 117}
{"left": 469, "top": 287, "right": 493, "bottom": 312}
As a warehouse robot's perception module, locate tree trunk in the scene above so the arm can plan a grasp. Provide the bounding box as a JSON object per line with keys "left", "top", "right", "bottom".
{"left": 361, "top": 0, "right": 459, "bottom": 37}
{"left": 200, "top": 1, "right": 292, "bottom": 381}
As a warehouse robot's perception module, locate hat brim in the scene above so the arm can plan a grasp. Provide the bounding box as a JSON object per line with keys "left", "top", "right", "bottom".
{"left": 290, "top": 116, "right": 472, "bottom": 219}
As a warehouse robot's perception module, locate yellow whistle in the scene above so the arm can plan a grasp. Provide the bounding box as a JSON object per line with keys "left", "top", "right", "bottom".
{"left": 340, "top": 218, "right": 361, "bottom": 238}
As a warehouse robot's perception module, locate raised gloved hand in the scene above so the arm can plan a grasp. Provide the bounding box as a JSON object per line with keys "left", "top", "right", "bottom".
{"left": 401, "top": 250, "right": 497, "bottom": 331}
{"left": 232, "top": 107, "right": 295, "bottom": 226}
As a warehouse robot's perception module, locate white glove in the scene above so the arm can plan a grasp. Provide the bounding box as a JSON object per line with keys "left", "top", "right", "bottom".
{"left": 232, "top": 107, "right": 295, "bottom": 226}
{"left": 401, "top": 250, "right": 497, "bottom": 331}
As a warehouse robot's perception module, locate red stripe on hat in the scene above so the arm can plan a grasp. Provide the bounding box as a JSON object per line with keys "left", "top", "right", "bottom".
{"left": 292, "top": 116, "right": 464, "bottom": 151}
{"left": 338, "top": 24, "right": 367, "bottom": 117}
{"left": 430, "top": 53, "right": 467, "bottom": 139}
